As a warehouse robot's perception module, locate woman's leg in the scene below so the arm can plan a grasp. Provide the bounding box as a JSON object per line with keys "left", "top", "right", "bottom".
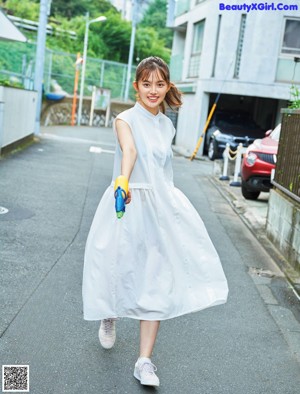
{"left": 139, "top": 320, "right": 160, "bottom": 357}
{"left": 134, "top": 320, "right": 161, "bottom": 386}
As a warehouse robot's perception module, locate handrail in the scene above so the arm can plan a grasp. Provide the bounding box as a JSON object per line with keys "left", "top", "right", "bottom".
{"left": 271, "top": 180, "right": 300, "bottom": 204}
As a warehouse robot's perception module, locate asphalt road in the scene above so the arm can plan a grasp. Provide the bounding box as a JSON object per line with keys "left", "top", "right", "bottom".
{"left": 0, "top": 126, "right": 300, "bottom": 394}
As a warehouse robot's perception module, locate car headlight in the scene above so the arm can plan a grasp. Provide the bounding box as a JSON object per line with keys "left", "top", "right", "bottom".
{"left": 246, "top": 152, "right": 257, "bottom": 166}
{"left": 217, "top": 132, "right": 232, "bottom": 141}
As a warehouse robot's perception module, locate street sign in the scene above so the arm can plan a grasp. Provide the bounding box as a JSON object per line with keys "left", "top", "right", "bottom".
{"left": 89, "top": 87, "right": 111, "bottom": 127}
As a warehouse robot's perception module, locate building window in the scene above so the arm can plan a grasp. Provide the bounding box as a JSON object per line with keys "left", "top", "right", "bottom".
{"left": 188, "top": 20, "right": 205, "bottom": 78}
{"left": 234, "top": 14, "right": 246, "bottom": 78}
{"left": 282, "top": 19, "right": 300, "bottom": 55}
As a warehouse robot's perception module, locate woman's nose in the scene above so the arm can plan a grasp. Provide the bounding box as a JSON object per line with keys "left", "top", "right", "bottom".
{"left": 150, "top": 84, "right": 157, "bottom": 94}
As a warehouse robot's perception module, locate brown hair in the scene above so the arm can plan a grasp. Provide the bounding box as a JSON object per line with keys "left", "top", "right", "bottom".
{"left": 135, "top": 56, "right": 182, "bottom": 113}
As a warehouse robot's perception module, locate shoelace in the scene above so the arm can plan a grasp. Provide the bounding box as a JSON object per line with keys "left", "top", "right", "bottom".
{"left": 140, "top": 362, "right": 157, "bottom": 375}
{"left": 103, "top": 319, "right": 114, "bottom": 335}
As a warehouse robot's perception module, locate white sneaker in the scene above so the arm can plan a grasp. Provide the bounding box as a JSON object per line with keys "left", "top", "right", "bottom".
{"left": 98, "top": 319, "right": 116, "bottom": 349}
{"left": 134, "top": 357, "right": 160, "bottom": 387}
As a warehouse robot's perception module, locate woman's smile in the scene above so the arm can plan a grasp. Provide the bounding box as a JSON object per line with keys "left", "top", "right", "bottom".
{"left": 148, "top": 96, "right": 159, "bottom": 102}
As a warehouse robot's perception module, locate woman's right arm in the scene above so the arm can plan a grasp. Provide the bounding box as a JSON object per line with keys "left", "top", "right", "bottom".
{"left": 115, "top": 119, "right": 137, "bottom": 203}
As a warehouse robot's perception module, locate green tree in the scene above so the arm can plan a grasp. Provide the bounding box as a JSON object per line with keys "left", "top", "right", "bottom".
{"left": 49, "top": 0, "right": 116, "bottom": 19}
{"left": 140, "top": 0, "right": 173, "bottom": 48}
{"left": 0, "top": 0, "right": 39, "bottom": 19}
{"left": 91, "top": 9, "right": 131, "bottom": 62}
{"left": 0, "top": 0, "right": 171, "bottom": 64}
{"left": 135, "top": 27, "right": 170, "bottom": 63}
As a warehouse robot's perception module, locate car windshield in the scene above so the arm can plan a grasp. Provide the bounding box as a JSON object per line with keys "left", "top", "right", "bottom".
{"left": 270, "top": 124, "right": 281, "bottom": 141}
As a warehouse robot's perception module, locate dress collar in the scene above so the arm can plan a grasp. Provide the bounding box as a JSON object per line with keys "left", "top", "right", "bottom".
{"left": 134, "top": 102, "right": 162, "bottom": 120}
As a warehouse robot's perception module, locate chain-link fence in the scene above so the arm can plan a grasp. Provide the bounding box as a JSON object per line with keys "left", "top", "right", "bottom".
{"left": 0, "top": 40, "right": 136, "bottom": 100}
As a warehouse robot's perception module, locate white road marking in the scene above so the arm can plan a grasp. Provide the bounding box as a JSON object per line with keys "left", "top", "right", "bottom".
{"left": 41, "top": 132, "right": 115, "bottom": 148}
{"left": 89, "top": 146, "right": 115, "bottom": 154}
{"left": 0, "top": 206, "right": 9, "bottom": 214}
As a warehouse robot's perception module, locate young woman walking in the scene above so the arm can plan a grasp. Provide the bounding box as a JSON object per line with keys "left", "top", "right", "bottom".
{"left": 82, "top": 56, "right": 228, "bottom": 387}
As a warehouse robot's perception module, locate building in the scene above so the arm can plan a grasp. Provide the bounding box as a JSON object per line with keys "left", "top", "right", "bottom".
{"left": 109, "top": 0, "right": 152, "bottom": 21}
{"left": 109, "top": 0, "right": 132, "bottom": 20}
{"left": 168, "top": 0, "right": 300, "bottom": 155}
{"left": 0, "top": 9, "right": 27, "bottom": 42}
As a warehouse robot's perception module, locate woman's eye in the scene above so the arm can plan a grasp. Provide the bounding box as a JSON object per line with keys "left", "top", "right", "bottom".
{"left": 158, "top": 83, "right": 165, "bottom": 88}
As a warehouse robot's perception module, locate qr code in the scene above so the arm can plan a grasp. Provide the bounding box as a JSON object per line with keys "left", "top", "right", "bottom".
{"left": 2, "top": 365, "right": 29, "bottom": 392}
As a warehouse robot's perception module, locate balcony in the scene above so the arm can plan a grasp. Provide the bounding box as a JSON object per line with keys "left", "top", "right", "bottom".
{"left": 170, "top": 54, "right": 184, "bottom": 82}
{"left": 175, "top": 0, "right": 191, "bottom": 16}
{"left": 276, "top": 57, "right": 300, "bottom": 83}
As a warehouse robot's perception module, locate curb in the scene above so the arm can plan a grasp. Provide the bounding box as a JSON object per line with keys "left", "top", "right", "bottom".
{"left": 210, "top": 175, "right": 300, "bottom": 294}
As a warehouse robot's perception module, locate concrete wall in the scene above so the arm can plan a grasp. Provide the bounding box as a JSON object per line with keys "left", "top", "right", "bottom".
{"left": 267, "top": 189, "right": 300, "bottom": 273}
{"left": 0, "top": 86, "right": 37, "bottom": 150}
{"left": 175, "top": 86, "right": 211, "bottom": 156}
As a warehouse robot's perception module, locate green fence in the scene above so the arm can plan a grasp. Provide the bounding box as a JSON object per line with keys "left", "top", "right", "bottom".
{"left": 0, "top": 40, "right": 36, "bottom": 88}
{"left": 0, "top": 40, "right": 136, "bottom": 100}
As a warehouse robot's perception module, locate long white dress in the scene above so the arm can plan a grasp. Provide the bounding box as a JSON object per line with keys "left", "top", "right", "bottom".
{"left": 82, "top": 102, "right": 228, "bottom": 321}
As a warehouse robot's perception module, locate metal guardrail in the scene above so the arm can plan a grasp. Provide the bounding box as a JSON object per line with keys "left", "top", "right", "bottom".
{"left": 272, "top": 180, "right": 300, "bottom": 204}
{"left": 7, "top": 15, "right": 77, "bottom": 39}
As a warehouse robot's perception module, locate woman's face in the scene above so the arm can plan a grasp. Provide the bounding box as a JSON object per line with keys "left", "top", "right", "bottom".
{"left": 133, "top": 70, "right": 169, "bottom": 115}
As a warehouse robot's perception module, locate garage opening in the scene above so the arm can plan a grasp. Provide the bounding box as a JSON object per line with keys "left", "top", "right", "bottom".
{"left": 203, "top": 93, "right": 280, "bottom": 159}
{"left": 208, "top": 93, "right": 278, "bottom": 130}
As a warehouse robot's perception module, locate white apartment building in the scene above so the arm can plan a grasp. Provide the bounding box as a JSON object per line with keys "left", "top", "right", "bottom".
{"left": 168, "top": 0, "right": 300, "bottom": 155}
{"left": 109, "top": 0, "right": 132, "bottom": 20}
{"left": 109, "top": 0, "right": 152, "bottom": 21}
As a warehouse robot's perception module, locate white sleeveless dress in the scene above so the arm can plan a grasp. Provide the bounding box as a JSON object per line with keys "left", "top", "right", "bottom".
{"left": 82, "top": 102, "right": 228, "bottom": 321}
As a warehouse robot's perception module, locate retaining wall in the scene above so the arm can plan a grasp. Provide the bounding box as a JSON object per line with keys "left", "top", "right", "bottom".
{"left": 41, "top": 97, "right": 133, "bottom": 127}
{"left": 267, "top": 188, "right": 300, "bottom": 274}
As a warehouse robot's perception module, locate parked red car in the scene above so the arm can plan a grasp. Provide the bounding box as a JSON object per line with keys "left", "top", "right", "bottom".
{"left": 241, "top": 124, "right": 281, "bottom": 200}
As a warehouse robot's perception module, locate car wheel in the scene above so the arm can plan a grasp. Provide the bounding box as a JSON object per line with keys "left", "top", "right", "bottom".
{"left": 208, "top": 139, "right": 218, "bottom": 160}
{"left": 241, "top": 181, "right": 260, "bottom": 200}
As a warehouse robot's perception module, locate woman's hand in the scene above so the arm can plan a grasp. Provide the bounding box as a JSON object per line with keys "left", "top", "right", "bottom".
{"left": 126, "top": 189, "right": 132, "bottom": 204}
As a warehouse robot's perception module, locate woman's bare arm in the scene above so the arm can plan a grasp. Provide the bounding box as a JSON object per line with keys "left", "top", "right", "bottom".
{"left": 115, "top": 119, "right": 137, "bottom": 203}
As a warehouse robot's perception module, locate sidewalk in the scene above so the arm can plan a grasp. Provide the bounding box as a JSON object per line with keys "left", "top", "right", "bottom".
{"left": 1, "top": 126, "right": 300, "bottom": 394}
{"left": 209, "top": 159, "right": 300, "bottom": 289}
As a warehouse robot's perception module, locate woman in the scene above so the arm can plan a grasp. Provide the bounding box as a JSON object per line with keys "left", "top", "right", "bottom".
{"left": 82, "top": 56, "right": 228, "bottom": 387}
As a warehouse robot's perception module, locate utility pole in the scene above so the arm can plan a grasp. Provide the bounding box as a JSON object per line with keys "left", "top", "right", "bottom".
{"left": 77, "top": 13, "right": 106, "bottom": 126}
{"left": 77, "top": 12, "right": 89, "bottom": 126}
{"left": 34, "top": 0, "right": 50, "bottom": 135}
{"left": 71, "top": 53, "right": 82, "bottom": 126}
{"left": 124, "top": 0, "right": 138, "bottom": 101}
